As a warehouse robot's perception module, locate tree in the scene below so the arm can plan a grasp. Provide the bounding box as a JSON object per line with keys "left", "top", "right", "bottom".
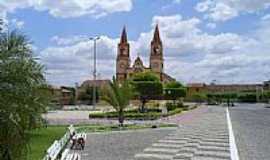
{"left": 222, "top": 92, "right": 238, "bottom": 106}
{"left": 131, "top": 72, "right": 163, "bottom": 112}
{"left": 164, "top": 81, "right": 186, "bottom": 104}
{"left": 102, "top": 77, "right": 133, "bottom": 126}
{"left": 238, "top": 92, "right": 257, "bottom": 103}
{"left": 0, "top": 19, "right": 3, "bottom": 32}
{"left": 165, "top": 81, "right": 183, "bottom": 88}
{"left": 0, "top": 31, "right": 50, "bottom": 160}
{"left": 77, "top": 86, "right": 99, "bottom": 104}
{"left": 132, "top": 72, "right": 159, "bottom": 82}
{"left": 191, "top": 93, "right": 207, "bottom": 104}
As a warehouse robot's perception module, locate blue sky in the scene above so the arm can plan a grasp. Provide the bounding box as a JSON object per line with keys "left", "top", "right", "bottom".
{"left": 1, "top": 0, "right": 270, "bottom": 86}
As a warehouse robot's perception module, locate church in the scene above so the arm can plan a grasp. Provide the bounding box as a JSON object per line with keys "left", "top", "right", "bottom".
{"left": 116, "top": 25, "right": 175, "bottom": 83}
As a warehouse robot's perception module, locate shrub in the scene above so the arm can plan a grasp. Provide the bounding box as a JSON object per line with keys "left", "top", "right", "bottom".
{"left": 89, "top": 106, "right": 184, "bottom": 120}
{"left": 164, "top": 88, "right": 186, "bottom": 101}
{"left": 238, "top": 93, "right": 257, "bottom": 102}
{"left": 165, "top": 102, "right": 187, "bottom": 111}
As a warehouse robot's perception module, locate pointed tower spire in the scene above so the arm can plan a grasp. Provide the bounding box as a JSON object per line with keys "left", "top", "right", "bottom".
{"left": 153, "top": 24, "right": 161, "bottom": 43}
{"left": 120, "top": 26, "right": 128, "bottom": 43}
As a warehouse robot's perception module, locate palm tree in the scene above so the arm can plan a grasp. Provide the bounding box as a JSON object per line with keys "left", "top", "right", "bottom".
{"left": 102, "top": 77, "right": 133, "bottom": 127}
{"left": 0, "top": 19, "right": 3, "bottom": 32}
{"left": 0, "top": 30, "right": 49, "bottom": 160}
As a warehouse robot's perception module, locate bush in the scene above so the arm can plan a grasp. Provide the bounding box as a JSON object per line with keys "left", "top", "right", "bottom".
{"left": 165, "top": 102, "right": 187, "bottom": 111}
{"left": 78, "top": 86, "right": 99, "bottom": 104}
{"left": 89, "top": 106, "right": 184, "bottom": 120}
{"left": 238, "top": 93, "right": 257, "bottom": 102}
{"left": 164, "top": 88, "right": 186, "bottom": 100}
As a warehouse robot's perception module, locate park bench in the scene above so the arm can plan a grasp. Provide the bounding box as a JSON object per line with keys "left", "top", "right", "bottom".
{"left": 61, "top": 149, "right": 81, "bottom": 160}
{"left": 43, "top": 125, "right": 85, "bottom": 160}
{"left": 43, "top": 140, "right": 62, "bottom": 160}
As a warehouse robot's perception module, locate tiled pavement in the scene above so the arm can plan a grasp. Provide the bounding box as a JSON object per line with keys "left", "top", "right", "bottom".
{"left": 134, "top": 106, "right": 231, "bottom": 160}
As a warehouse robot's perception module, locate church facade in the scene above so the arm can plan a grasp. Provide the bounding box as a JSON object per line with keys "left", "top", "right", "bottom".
{"left": 116, "top": 25, "right": 175, "bottom": 83}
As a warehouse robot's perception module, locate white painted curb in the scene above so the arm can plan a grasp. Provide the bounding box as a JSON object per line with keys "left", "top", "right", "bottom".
{"left": 226, "top": 107, "right": 240, "bottom": 160}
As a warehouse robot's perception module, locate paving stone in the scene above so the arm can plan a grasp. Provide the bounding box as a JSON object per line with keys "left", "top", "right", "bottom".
{"left": 133, "top": 106, "right": 231, "bottom": 160}
{"left": 135, "top": 153, "right": 173, "bottom": 160}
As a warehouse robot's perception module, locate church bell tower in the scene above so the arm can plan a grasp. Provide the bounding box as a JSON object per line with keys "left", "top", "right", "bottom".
{"left": 150, "top": 24, "right": 164, "bottom": 79}
{"left": 116, "top": 26, "right": 130, "bottom": 81}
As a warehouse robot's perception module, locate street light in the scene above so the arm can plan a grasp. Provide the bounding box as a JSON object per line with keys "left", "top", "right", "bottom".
{"left": 89, "top": 36, "right": 100, "bottom": 110}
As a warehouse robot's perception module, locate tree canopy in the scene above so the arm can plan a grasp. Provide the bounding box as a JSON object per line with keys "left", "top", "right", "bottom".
{"left": 0, "top": 30, "right": 50, "bottom": 160}
{"left": 131, "top": 72, "right": 159, "bottom": 82}
{"left": 165, "top": 81, "right": 184, "bottom": 88}
{"left": 130, "top": 72, "right": 163, "bottom": 112}
{"left": 164, "top": 81, "right": 186, "bottom": 102}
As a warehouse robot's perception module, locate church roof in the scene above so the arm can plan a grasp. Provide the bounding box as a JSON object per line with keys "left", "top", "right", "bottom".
{"left": 162, "top": 72, "right": 176, "bottom": 82}
{"left": 120, "top": 26, "right": 128, "bottom": 43}
{"left": 134, "top": 56, "right": 143, "bottom": 64}
{"left": 152, "top": 24, "right": 161, "bottom": 43}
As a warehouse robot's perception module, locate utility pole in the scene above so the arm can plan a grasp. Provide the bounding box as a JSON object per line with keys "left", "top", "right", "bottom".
{"left": 89, "top": 36, "right": 100, "bottom": 110}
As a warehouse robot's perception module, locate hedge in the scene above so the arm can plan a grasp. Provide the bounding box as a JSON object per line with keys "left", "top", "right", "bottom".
{"left": 89, "top": 108, "right": 183, "bottom": 120}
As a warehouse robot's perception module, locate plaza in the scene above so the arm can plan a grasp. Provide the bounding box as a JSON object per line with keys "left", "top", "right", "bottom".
{"left": 1, "top": 1, "right": 270, "bottom": 160}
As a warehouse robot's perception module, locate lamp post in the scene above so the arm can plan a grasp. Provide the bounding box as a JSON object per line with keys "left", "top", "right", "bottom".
{"left": 89, "top": 36, "right": 100, "bottom": 110}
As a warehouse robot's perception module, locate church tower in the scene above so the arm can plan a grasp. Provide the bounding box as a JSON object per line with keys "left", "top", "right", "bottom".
{"left": 116, "top": 26, "right": 130, "bottom": 81}
{"left": 150, "top": 24, "right": 164, "bottom": 79}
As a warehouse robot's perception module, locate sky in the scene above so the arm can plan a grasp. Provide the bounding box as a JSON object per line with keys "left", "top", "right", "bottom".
{"left": 1, "top": 0, "right": 270, "bottom": 86}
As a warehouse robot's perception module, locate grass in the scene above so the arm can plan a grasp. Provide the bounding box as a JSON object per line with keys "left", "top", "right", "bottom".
{"left": 27, "top": 126, "right": 67, "bottom": 160}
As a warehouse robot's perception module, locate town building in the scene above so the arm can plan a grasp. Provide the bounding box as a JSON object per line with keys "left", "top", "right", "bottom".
{"left": 186, "top": 82, "right": 265, "bottom": 99}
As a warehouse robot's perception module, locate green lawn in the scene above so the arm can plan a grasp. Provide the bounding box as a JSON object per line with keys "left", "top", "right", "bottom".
{"left": 27, "top": 126, "right": 67, "bottom": 160}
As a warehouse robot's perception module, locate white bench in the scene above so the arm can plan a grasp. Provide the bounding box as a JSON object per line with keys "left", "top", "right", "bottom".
{"left": 68, "top": 125, "right": 76, "bottom": 136}
{"left": 43, "top": 125, "right": 84, "bottom": 160}
{"left": 61, "top": 149, "right": 81, "bottom": 160}
{"left": 66, "top": 153, "right": 81, "bottom": 160}
{"left": 43, "top": 140, "right": 62, "bottom": 160}
{"left": 60, "top": 149, "right": 70, "bottom": 160}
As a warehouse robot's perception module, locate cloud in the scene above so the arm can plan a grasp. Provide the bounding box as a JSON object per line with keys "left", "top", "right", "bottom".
{"left": 11, "top": 19, "right": 24, "bottom": 29}
{"left": 41, "top": 14, "right": 270, "bottom": 86}
{"left": 41, "top": 35, "right": 118, "bottom": 85}
{"left": 261, "top": 14, "right": 270, "bottom": 21}
{"left": 195, "top": 0, "right": 270, "bottom": 22}
{"left": 206, "top": 23, "right": 216, "bottom": 29}
{"left": 0, "top": 0, "right": 133, "bottom": 19}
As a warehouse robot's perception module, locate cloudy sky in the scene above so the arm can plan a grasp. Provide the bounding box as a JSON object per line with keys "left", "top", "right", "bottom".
{"left": 1, "top": 0, "right": 270, "bottom": 86}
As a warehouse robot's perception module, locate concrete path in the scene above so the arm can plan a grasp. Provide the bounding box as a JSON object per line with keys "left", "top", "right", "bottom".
{"left": 134, "top": 106, "right": 231, "bottom": 160}
{"left": 71, "top": 128, "right": 176, "bottom": 160}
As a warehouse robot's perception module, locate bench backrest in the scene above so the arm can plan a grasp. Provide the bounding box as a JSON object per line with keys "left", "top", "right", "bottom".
{"left": 46, "top": 140, "right": 61, "bottom": 160}
{"left": 59, "top": 131, "right": 70, "bottom": 147}
{"left": 60, "top": 149, "right": 70, "bottom": 160}
{"left": 68, "top": 125, "right": 76, "bottom": 136}
{"left": 66, "top": 153, "right": 81, "bottom": 160}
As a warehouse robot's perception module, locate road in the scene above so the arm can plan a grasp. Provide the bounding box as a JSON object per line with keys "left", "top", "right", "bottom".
{"left": 229, "top": 103, "right": 270, "bottom": 160}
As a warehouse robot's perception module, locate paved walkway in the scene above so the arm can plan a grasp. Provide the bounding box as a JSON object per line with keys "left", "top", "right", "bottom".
{"left": 134, "top": 106, "right": 231, "bottom": 160}
{"left": 71, "top": 128, "right": 176, "bottom": 160}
